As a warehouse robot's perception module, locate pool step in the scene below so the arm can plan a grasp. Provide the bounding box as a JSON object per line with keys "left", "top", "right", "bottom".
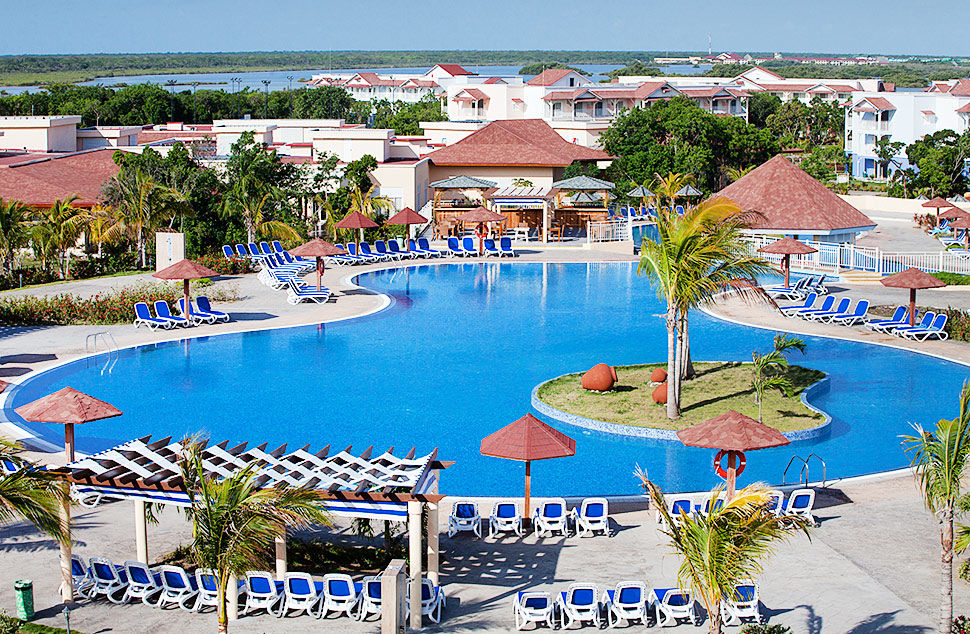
{"left": 840, "top": 271, "right": 884, "bottom": 283}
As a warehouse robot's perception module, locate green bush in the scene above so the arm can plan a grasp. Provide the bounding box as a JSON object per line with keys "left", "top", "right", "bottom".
{"left": 195, "top": 253, "right": 255, "bottom": 276}
{"left": 954, "top": 615, "right": 970, "bottom": 634}
{"left": 0, "top": 268, "right": 60, "bottom": 291}
{"left": 0, "top": 611, "right": 75, "bottom": 634}
{"left": 940, "top": 307, "right": 970, "bottom": 342}
{"left": 742, "top": 625, "right": 793, "bottom": 634}
{"left": 935, "top": 273, "right": 970, "bottom": 286}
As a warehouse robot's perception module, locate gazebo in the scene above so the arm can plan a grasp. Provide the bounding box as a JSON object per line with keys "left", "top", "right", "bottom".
{"left": 677, "top": 410, "right": 789, "bottom": 500}
{"left": 55, "top": 435, "right": 448, "bottom": 626}
{"left": 551, "top": 175, "right": 615, "bottom": 237}
{"left": 758, "top": 237, "right": 818, "bottom": 288}
{"left": 430, "top": 175, "right": 497, "bottom": 238}
{"left": 880, "top": 267, "right": 947, "bottom": 326}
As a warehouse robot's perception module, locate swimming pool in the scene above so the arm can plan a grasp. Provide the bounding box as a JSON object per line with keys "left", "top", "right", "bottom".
{"left": 5, "top": 262, "right": 967, "bottom": 495}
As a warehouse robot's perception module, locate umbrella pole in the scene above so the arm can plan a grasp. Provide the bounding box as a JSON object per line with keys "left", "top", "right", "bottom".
{"left": 524, "top": 460, "right": 531, "bottom": 529}
{"left": 316, "top": 257, "right": 322, "bottom": 292}
{"left": 783, "top": 254, "right": 790, "bottom": 289}
{"left": 726, "top": 451, "right": 739, "bottom": 501}
{"left": 910, "top": 288, "right": 917, "bottom": 327}
{"left": 184, "top": 279, "right": 191, "bottom": 321}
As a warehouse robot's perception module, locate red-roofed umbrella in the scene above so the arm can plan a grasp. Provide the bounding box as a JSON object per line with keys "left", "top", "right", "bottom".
{"left": 387, "top": 207, "right": 428, "bottom": 251}
{"left": 758, "top": 237, "right": 818, "bottom": 288}
{"left": 677, "top": 410, "right": 789, "bottom": 499}
{"left": 336, "top": 211, "right": 379, "bottom": 243}
{"left": 457, "top": 207, "right": 505, "bottom": 254}
{"left": 481, "top": 413, "right": 575, "bottom": 523}
{"left": 153, "top": 259, "right": 219, "bottom": 323}
{"left": 880, "top": 267, "right": 947, "bottom": 326}
{"left": 289, "top": 238, "right": 346, "bottom": 291}
{"left": 950, "top": 217, "right": 970, "bottom": 249}
{"left": 924, "top": 197, "right": 955, "bottom": 226}
{"left": 940, "top": 206, "right": 970, "bottom": 222}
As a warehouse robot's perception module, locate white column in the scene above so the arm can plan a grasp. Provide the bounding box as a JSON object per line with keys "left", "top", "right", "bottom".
{"left": 427, "top": 474, "right": 440, "bottom": 585}
{"left": 542, "top": 202, "right": 549, "bottom": 244}
{"left": 134, "top": 499, "right": 148, "bottom": 564}
{"left": 59, "top": 489, "right": 73, "bottom": 603}
{"left": 275, "top": 534, "right": 287, "bottom": 580}
{"left": 408, "top": 500, "right": 423, "bottom": 629}
{"left": 227, "top": 572, "right": 239, "bottom": 621}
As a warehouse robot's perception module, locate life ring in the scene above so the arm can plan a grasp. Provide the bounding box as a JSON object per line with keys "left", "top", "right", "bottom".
{"left": 714, "top": 450, "right": 745, "bottom": 479}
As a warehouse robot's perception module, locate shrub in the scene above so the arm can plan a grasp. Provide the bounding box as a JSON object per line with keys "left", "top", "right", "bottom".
{"left": 954, "top": 615, "right": 970, "bottom": 634}
{"left": 0, "top": 268, "right": 59, "bottom": 291}
{"left": 935, "top": 273, "right": 970, "bottom": 286}
{"left": 742, "top": 625, "right": 793, "bottom": 634}
{"left": 196, "top": 253, "right": 255, "bottom": 276}
{"left": 940, "top": 307, "right": 970, "bottom": 342}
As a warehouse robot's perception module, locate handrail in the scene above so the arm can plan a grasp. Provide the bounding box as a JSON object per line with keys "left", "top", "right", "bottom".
{"left": 782, "top": 455, "right": 807, "bottom": 486}
{"left": 84, "top": 331, "right": 118, "bottom": 376}
{"left": 782, "top": 453, "right": 827, "bottom": 488}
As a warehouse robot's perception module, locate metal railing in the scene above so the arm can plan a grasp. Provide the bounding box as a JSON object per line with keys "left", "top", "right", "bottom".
{"left": 587, "top": 219, "right": 632, "bottom": 243}
{"left": 782, "top": 454, "right": 827, "bottom": 488}
{"left": 84, "top": 331, "right": 118, "bottom": 376}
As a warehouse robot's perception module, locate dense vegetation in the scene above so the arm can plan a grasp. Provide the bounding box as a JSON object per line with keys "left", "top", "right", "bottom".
{"left": 517, "top": 62, "right": 589, "bottom": 76}
{"left": 705, "top": 61, "right": 970, "bottom": 88}
{"left": 605, "top": 61, "right": 664, "bottom": 80}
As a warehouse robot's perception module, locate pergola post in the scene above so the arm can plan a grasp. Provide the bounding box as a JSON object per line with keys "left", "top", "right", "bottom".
{"left": 426, "top": 473, "right": 440, "bottom": 585}
{"left": 59, "top": 493, "right": 73, "bottom": 603}
{"left": 227, "top": 572, "right": 239, "bottom": 621}
{"left": 134, "top": 498, "right": 148, "bottom": 564}
{"left": 275, "top": 534, "right": 287, "bottom": 580}
{"left": 408, "top": 500, "right": 423, "bottom": 629}
{"left": 542, "top": 201, "right": 549, "bottom": 244}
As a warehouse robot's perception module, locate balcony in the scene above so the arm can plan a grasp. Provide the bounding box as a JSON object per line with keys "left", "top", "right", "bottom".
{"left": 857, "top": 121, "right": 891, "bottom": 133}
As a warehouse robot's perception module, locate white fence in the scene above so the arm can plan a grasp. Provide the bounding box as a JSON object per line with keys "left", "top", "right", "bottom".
{"left": 587, "top": 219, "right": 633, "bottom": 243}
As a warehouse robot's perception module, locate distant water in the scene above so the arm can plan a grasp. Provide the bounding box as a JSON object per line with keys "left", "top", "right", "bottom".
{"left": 0, "top": 63, "right": 712, "bottom": 95}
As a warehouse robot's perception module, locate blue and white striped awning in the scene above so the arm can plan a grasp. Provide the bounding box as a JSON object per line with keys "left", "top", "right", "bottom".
{"left": 62, "top": 435, "right": 443, "bottom": 522}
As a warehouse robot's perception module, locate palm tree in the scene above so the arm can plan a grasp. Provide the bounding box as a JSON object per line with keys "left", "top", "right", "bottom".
{"left": 178, "top": 438, "right": 331, "bottom": 633}
{"left": 221, "top": 176, "right": 301, "bottom": 245}
{"left": 751, "top": 334, "right": 806, "bottom": 422}
{"left": 105, "top": 169, "right": 180, "bottom": 268}
{"left": 80, "top": 205, "right": 116, "bottom": 259}
{"left": 903, "top": 381, "right": 970, "bottom": 634}
{"left": 638, "top": 199, "right": 773, "bottom": 419}
{"left": 726, "top": 166, "right": 755, "bottom": 182}
{"left": 0, "top": 436, "right": 69, "bottom": 544}
{"left": 0, "top": 199, "right": 31, "bottom": 275}
{"left": 348, "top": 184, "right": 395, "bottom": 222}
{"left": 652, "top": 172, "right": 695, "bottom": 210}
{"left": 645, "top": 478, "right": 811, "bottom": 634}
{"left": 32, "top": 196, "right": 85, "bottom": 279}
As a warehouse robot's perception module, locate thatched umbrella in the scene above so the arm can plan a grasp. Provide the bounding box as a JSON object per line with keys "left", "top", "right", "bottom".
{"left": 386, "top": 207, "right": 429, "bottom": 251}
{"left": 940, "top": 206, "right": 969, "bottom": 221}
{"left": 923, "top": 197, "right": 955, "bottom": 226}
{"left": 949, "top": 217, "right": 970, "bottom": 249}
{"left": 336, "top": 211, "right": 379, "bottom": 243}
{"left": 457, "top": 206, "right": 506, "bottom": 254}
{"left": 289, "top": 238, "right": 346, "bottom": 291}
{"left": 880, "top": 267, "right": 947, "bottom": 326}
{"left": 675, "top": 184, "right": 703, "bottom": 197}
{"left": 758, "top": 237, "right": 818, "bottom": 288}
{"left": 153, "top": 259, "right": 219, "bottom": 322}
{"left": 677, "top": 410, "right": 789, "bottom": 500}
{"left": 481, "top": 414, "right": 575, "bottom": 523}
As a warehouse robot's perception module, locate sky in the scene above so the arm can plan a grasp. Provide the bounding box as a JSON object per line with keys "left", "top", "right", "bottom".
{"left": 2, "top": 0, "right": 968, "bottom": 57}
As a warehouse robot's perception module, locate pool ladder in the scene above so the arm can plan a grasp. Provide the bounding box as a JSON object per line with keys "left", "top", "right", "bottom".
{"left": 782, "top": 454, "right": 827, "bottom": 488}
{"left": 84, "top": 331, "right": 118, "bottom": 376}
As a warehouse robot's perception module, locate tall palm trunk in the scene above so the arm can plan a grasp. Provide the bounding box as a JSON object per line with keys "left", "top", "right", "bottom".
{"left": 138, "top": 227, "right": 145, "bottom": 269}
{"left": 678, "top": 315, "right": 695, "bottom": 380}
{"left": 941, "top": 503, "right": 954, "bottom": 634}
{"left": 708, "top": 605, "right": 723, "bottom": 634}
{"left": 666, "top": 304, "right": 680, "bottom": 420}
{"left": 217, "top": 573, "right": 230, "bottom": 633}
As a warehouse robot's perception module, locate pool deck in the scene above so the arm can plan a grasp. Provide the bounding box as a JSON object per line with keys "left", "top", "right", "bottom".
{"left": 1, "top": 247, "right": 970, "bottom": 632}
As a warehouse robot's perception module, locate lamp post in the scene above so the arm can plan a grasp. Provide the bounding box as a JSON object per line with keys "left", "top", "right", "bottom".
{"left": 262, "top": 80, "right": 271, "bottom": 119}
{"left": 191, "top": 81, "right": 199, "bottom": 124}
{"left": 287, "top": 75, "right": 295, "bottom": 115}
{"left": 231, "top": 77, "right": 241, "bottom": 118}
{"left": 166, "top": 80, "right": 177, "bottom": 121}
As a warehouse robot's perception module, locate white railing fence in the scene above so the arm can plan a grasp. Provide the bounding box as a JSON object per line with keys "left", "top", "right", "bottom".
{"left": 587, "top": 219, "right": 633, "bottom": 243}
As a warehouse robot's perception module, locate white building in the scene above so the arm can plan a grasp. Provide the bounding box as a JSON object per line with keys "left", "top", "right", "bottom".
{"left": 845, "top": 80, "right": 970, "bottom": 178}
{"left": 0, "top": 116, "right": 82, "bottom": 152}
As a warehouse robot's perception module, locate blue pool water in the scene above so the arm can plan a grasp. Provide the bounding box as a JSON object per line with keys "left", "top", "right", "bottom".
{"left": 5, "top": 262, "right": 968, "bottom": 495}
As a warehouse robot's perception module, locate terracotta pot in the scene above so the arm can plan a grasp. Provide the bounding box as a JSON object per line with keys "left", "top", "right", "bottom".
{"left": 652, "top": 382, "right": 668, "bottom": 404}
{"left": 650, "top": 367, "right": 668, "bottom": 383}
{"left": 581, "top": 363, "right": 616, "bottom": 392}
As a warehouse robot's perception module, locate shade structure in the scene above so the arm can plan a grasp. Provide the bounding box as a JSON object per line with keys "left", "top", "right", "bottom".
{"left": 456, "top": 206, "right": 506, "bottom": 223}
{"left": 481, "top": 413, "right": 575, "bottom": 521}
{"left": 627, "top": 185, "right": 655, "bottom": 198}
{"left": 758, "top": 237, "right": 818, "bottom": 287}
{"left": 922, "top": 196, "right": 953, "bottom": 209}
{"left": 153, "top": 258, "right": 219, "bottom": 322}
{"left": 570, "top": 191, "right": 599, "bottom": 204}
{"left": 677, "top": 410, "right": 789, "bottom": 499}
{"left": 940, "top": 206, "right": 970, "bottom": 221}
{"left": 880, "top": 267, "right": 947, "bottom": 326}
{"left": 950, "top": 217, "right": 970, "bottom": 249}
{"left": 387, "top": 208, "right": 429, "bottom": 252}
{"left": 675, "top": 184, "right": 703, "bottom": 197}
{"left": 289, "top": 238, "right": 346, "bottom": 291}
{"left": 336, "top": 210, "right": 379, "bottom": 243}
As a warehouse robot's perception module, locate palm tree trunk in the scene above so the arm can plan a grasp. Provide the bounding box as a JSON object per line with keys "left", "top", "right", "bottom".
{"left": 679, "top": 315, "right": 695, "bottom": 380}
{"left": 942, "top": 504, "right": 954, "bottom": 634}
{"left": 138, "top": 227, "right": 145, "bottom": 268}
{"left": 217, "top": 573, "right": 230, "bottom": 633}
{"left": 708, "top": 603, "right": 723, "bottom": 634}
{"left": 666, "top": 305, "right": 680, "bottom": 420}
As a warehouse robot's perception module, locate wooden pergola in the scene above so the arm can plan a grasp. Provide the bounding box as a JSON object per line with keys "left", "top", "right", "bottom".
{"left": 56, "top": 435, "right": 448, "bottom": 627}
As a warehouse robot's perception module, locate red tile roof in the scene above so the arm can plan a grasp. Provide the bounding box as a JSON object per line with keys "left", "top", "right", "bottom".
{"left": 483, "top": 77, "right": 507, "bottom": 84}
{"left": 860, "top": 96, "right": 896, "bottom": 110}
{"left": 453, "top": 88, "right": 489, "bottom": 102}
{"left": 427, "top": 119, "right": 610, "bottom": 167}
{"left": 0, "top": 147, "right": 130, "bottom": 208}
{"left": 715, "top": 155, "right": 875, "bottom": 232}
{"left": 951, "top": 80, "right": 970, "bottom": 97}
{"left": 526, "top": 69, "right": 578, "bottom": 86}
{"left": 480, "top": 413, "right": 575, "bottom": 462}
{"left": 433, "top": 64, "right": 474, "bottom": 76}
{"left": 956, "top": 102, "right": 970, "bottom": 114}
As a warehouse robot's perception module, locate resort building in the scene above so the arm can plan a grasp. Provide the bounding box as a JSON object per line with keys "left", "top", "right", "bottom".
{"left": 717, "top": 154, "right": 876, "bottom": 243}
{"left": 307, "top": 64, "right": 477, "bottom": 103}
{"left": 0, "top": 147, "right": 131, "bottom": 208}
{"left": 845, "top": 80, "right": 970, "bottom": 177}
{"left": 0, "top": 116, "right": 144, "bottom": 154}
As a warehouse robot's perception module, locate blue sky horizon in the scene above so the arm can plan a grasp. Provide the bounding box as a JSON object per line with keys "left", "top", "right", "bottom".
{"left": 3, "top": 0, "right": 968, "bottom": 57}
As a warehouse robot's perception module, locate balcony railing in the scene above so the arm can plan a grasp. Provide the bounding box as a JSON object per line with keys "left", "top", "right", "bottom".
{"left": 857, "top": 121, "right": 891, "bottom": 133}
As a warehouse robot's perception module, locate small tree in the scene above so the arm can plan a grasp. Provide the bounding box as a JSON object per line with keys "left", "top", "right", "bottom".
{"left": 874, "top": 138, "right": 905, "bottom": 180}
{"left": 221, "top": 176, "right": 300, "bottom": 245}
{"left": 0, "top": 436, "right": 69, "bottom": 545}
{"left": 751, "top": 334, "right": 806, "bottom": 423}
{"left": 0, "top": 199, "right": 31, "bottom": 275}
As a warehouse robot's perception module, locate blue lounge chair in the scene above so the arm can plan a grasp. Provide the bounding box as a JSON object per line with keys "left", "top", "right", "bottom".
{"left": 374, "top": 240, "right": 400, "bottom": 260}
{"left": 779, "top": 292, "right": 818, "bottom": 317}
{"left": 196, "top": 296, "right": 229, "bottom": 322}
{"left": 793, "top": 295, "right": 834, "bottom": 320}
{"left": 898, "top": 313, "right": 948, "bottom": 341}
{"left": 807, "top": 296, "right": 850, "bottom": 322}
{"left": 830, "top": 300, "right": 869, "bottom": 326}
{"left": 177, "top": 298, "right": 215, "bottom": 325}
{"left": 406, "top": 239, "right": 430, "bottom": 258}
{"left": 513, "top": 591, "right": 555, "bottom": 630}
{"left": 572, "top": 497, "right": 609, "bottom": 537}
{"left": 280, "top": 251, "right": 314, "bottom": 271}
{"left": 358, "top": 242, "right": 386, "bottom": 261}
{"left": 766, "top": 276, "right": 809, "bottom": 300}
{"left": 156, "top": 565, "right": 200, "bottom": 611}
{"left": 892, "top": 312, "right": 936, "bottom": 338}
{"left": 482, "top": 238, "right": 500, "bottom": 256}
{"left": 121, "top": 561, "right": 164, "bottom": 606}
{"left": 447, "top": 237, "right": 466, "bottom": 257}
{"left": 195, "top": 569, "right": 245, "bottom": 613}
{"left": 279, "top": 572, "right": 324, "bottom": 618}
{"left": 781, "top": 488, "right": 817, "bottom": 526}
{"left": 388, "top": 239, "right": 416, "bottom": 259}
{"left": 340, "top": 243, "right": 368, "bottom": 263}
{"left": 357, "top": 577, "right": 384, "bottom": 621}
{"left": 931, "top": 219, "right": 951, "bottom": 235}
{"left": 153, "top": 301, "right": 190, "bottom": 327}
{"left": 320, "top": 573, "right": 362, "bottom": 619}
{"left": 866, "top": 306, "right": 907, "bottom": 332}
{"left": 271, "top": 240, "right": 285, "bottom": 253}
{"left": 499, "top": 236, "right": 516, "bottom": 257}
{"left": 417, "top": 238, "right": 443, "bottom": 258}
{"left": 235, "top": 244, "right": 250, "bottom": 259}
{"left": 448, "top": 500, "right": 481, "bottom": 538}
{"left": 243, "top": 571, "right": 284, "bottom": 616}
{"left": 462, "top": 236, "right": 478, "bottom": 256}
{"left": 88, "top": 557, "right": 129, "bottom": 603}
{"left": 603, "top": 581, "right": 648, "bottom": 628}
{"left": 557, "top": 583, "right": 600, "bottom": 629}
{"left": 287, "top": 279, "right": 331, "bottom": 305}
{"left": 134, "top": 302, "right": 172, "bottom": 330}
{"left": 533, "top": 498, "right": 568, "bottom": 537}
{"left": 721, "top": 583, "right": 761, "bottom": 626}
{"left": 650, "top": 587, "right": 697, "bottom": 627}
{"left": 416, "top": 578, "right": 446, "bottom": 624}
{"left": 488, "top": 501, "right": 523, "bottom": 538}
{"left": 222, "top": 245, "right": 236, "bottom": 260}
{"left": 247, "top": 242, "right": 265, "bottom": 258}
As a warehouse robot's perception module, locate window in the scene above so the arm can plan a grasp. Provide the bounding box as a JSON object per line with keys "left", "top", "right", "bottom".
{"left": 569, "top": 77, "right": 575, "bottom": 87}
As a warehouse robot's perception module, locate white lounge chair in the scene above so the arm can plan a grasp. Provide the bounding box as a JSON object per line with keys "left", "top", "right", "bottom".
{"left": 766, "top": 490, "right": 785, "bottom": 517}
{"left": 121, "top": 561, "right": 164, "bottom": 606}
{"left": 87, "top": 556, "right": 129, "bottom": 604}
{"left": 602, "top": 581, "right": 649, "bottom": 628}
{"left": 194, "top": 569, "right": 245, "bottom": 613}
{"left": 357, "top": 576, "right": 383, "bottom": 621}
{"left": 782, "top": 488, "right": 818, "bottom": 527}
{"left": 650, "top": 587, "right": 698, "bottom": 627}
{"left": 448, "top": 500, "right": 482, "bottom": 538}
{"left": 243, "top": 571, "right": 284, "bottom": 616}
{"left": 533, "top": 498, "right": 569, "bottom": 537}
{"left": 411, "top": 577, "right": 446, "bottom": 624}
{"left": 320, "top": 573, "right": 362, "bottom": 619}
{"left": 721, "top": 582, "right": 762, "bottom": 626}
{"left": 513, "top": 591, "right": 555, "bottom": 630}
{"left": 557, "top": 582, "right": 601, "bottom": 629}
{"left": 571, "top": 497, "right": 609, "bottom": 537}
{"left": 156, "top": 565, "right": 199, "bottom": 611}
{"left": 279, "top": 572, "right": 324, "bottom": 618}
{"left": 64, "top": 555, "right": 93, "bottom": 599}
{"left": 488, "top": 501, "right": 523, "bottom": 538}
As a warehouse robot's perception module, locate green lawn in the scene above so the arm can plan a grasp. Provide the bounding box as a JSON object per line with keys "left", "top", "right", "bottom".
{"left": 536, "top": 362, "right": 825, "bottom": 432}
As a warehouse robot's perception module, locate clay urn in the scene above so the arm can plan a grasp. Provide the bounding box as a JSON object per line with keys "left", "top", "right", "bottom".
{"left": 581, "top": 363, "right": 617, "bottom": 392}
{"left": 650, "top": 367, "right": 668, "bottom": 383}
{"left": 652, "top": 382, "right": 668, "bottom": 404}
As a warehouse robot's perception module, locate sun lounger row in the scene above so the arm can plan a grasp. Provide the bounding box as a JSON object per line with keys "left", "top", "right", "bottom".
{"left": 447, "top": 236, "right": 517, "bottom": 257}
{"left": 133, "top": 297, "right": 229, "bottom": 330}
{"left": 866, "top": 306, "right": 949, "bottom": 341}
{"left": 782, "top": 294, "right": 869, "bottom": 325}
{"left": 765, "top": 274, "right": 829, "bottom": 300}
{"left": 513, "top": 580, "right": 760, "bottom": 629}
{"left": 69, "top": 555, "right": 446, "bottom": 623}
{"left": 249, "top": 251, "right": 332, "bottom": 305}
{"left": 661, "top": 488, "right": 818, "bottom": 527}
{"left": 329, "top": 239, "right": 445, "bottom": 264}
{"left": 448, "top": 498, "right": 609, "bottom": 539}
